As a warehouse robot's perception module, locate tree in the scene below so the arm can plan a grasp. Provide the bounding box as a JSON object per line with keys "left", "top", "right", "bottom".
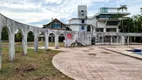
{"left": 117, "top": 5, "right": 127, "bottom": 12}
{"left": 117, "top": 5, "right": 128, "bottom": 33}
{"left": 15, "top": 30, "right": 22, "bottom": 42}
{"left": 119, "top": 17, "right": 134, "bottom": 32}
{"left": 27, "top": 31, "right": 34, "bottom": 42}
{"left": 1, "top": 26, "right": 8, "bottom": 41}
{"left": 132, "top": 15, "right": 142, "bottom": 32}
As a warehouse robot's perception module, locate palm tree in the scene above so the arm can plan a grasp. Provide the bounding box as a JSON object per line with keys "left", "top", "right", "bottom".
{"left": 117, "top": 5, "right": 127, "bottom": 12}
{"left": 117, "top": 5, "right": 128, "bottom": 33}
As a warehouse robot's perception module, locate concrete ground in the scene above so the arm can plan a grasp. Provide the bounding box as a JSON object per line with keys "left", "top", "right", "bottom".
{"left": 52, "top": 45, "right": 142, "bottom": 80}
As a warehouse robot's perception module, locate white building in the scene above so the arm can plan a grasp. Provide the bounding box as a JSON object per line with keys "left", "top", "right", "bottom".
{"left": 69, "top": 5, "right": 130, "bottom": 32}
{"left": 69, "top": 5, "right": 130, "bottom": 44}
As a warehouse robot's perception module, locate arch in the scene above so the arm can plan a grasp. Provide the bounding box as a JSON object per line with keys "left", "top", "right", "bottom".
{"left": 49, "top": 33, "right": 55, "bottom": 43}
{"left": 59, "top": 34, "right": 65, "bottom": 42}
{"left": 58, "top": 33, "right": 65, "bottom": 47}
{"left": 48, "top": 33, "right": 55, "bottom": 47}
{"left": 15, "top": 29, "right": 22, "bottom": 42}
{"left": 14, "top": 29, "right": 23, "bottom": 55}
{"left": 1, "top": 26, "right": 9, "bottom": 61}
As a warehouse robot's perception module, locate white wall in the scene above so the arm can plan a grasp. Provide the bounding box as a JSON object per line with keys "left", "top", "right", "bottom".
{"left": 97, "top": 21, "right": 106, "bottom": 28}
{"left": 70, "top": 19, "right": 80, "bottom": 24}
{"left": 87, "top": 18, "right": 97, "bottom": 27}
{"left": 105, "top": 25, "right": 118, "bottom": 28}
{"left": 69, "top": 25, "right": 80, "bottom": 31}
{"left": 107, "top": 8, "right": 118, "bottom": 13}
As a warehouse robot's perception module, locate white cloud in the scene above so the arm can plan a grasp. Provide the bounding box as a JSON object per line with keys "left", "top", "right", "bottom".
{"left": 44, "top": 0, "right": 63, "bottom": 4}
{"left": 0, "top": 0, "right": 141, "bottom": 27}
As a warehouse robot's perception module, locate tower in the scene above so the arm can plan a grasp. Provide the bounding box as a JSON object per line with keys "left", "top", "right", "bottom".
{"left": 78, "top": 5, "right": 87, "bottom": 19}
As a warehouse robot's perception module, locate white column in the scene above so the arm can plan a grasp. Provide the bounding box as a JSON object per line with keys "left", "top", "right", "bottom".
{"left": 55, "top": 35, "right": 59, "bottom": 49}
{"left": 45, "top": 32, "right": 49, "bottom": 50}
{"left": 121, "top": 36, "right": 125, "bottom": 45}
{"left": 104, "top": 28, "right": 106, "bottom": 32}
{"left": 127, "top": 36, "right": 130, "bottom": 45}
{"left": 22, "top": 33, "right": 27, "bottom": 55}
{"left": 9, "top": 33, "right": 15, "bottom": 61}
{"left": 0, "top": 30, "right": 2, "bottom": 70}
{"left": 116, "top": 28, "right": 119, "bottom": 33}
{"left": 102, "top": 33, "right": 104, "bottom": 44}
{"left": 34, "top": 33, "right": 38, "bottom": 52}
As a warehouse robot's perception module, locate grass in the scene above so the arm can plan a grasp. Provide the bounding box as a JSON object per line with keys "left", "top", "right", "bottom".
{"left": 0, "top": 42, "right": 72, "bottom": 80}
{"left": 28, "top": 41, "right": 65, "bottom": 47}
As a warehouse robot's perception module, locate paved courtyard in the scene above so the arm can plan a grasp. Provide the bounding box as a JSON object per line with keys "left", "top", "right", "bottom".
{"left": 52, "top": 45, "right": 142, "bottom": 80}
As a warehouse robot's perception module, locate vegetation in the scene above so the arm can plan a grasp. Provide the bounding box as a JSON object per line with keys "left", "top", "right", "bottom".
{"left": 0, "top": 42, "right": 72, "bottom": 80}
{"left": 15, "top": 30, "right": 22, "bottom": 42}
{"left": 117, "top": 5, "right": 128, "bottom": 33}
{"left": 117, "top": 5, "right": 127, "bottom": 12}
{"left": 1, "top": 27, "right": 34, "bottom": 42}
{"left": 119, "top": 14, "right": 142, "bottom": 33}
{"left": 27, "top": 31, "right": 34, "bottom": 42}
{"left": 1, "top": 27, "right": 8, "bottom": 41}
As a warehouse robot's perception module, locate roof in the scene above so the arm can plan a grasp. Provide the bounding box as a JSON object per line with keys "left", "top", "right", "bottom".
{"left": 43, "top": 18, "right": 67, "bottom": 28}
{"left": 100, "top": 7, "right": 118, "bottom": 9}
{"left": 88, "top": 12, "right": 130, "bottom": 20}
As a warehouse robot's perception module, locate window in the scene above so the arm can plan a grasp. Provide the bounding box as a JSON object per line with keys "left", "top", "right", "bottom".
{"left": 81, "top": 10, "right": 85, "bottom": 16}
{"left": 107, "top": 21, "right": 119, "bottom": 25}
{"left": 81, "top": 20, "right": 85, "bottom": 23}
{"left": 81, "top": 26, "right": 85, "bottom": 30}
{"left": 81, "top": 10, "right": 84, "bottom": 12}
{"left": 99, "top": 14, "right": 111, "bottom": 18}
{"left": 101, "top": 8, "right": 108, "bottom": 13}
{"left": 53, "top": 23, "right": 60, "bottom": 28}
{"left": 87, "top": 25, "right": 91, "bottom": 32}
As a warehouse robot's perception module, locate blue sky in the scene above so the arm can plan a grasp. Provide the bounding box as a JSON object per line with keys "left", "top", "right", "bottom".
{"left": 0, "top": 0, "right": 141, "bottom": 27}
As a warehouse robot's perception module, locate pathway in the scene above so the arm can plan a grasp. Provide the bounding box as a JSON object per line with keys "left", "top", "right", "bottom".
{"left": 52, "top": 45, "right": 142, "bottom": 80}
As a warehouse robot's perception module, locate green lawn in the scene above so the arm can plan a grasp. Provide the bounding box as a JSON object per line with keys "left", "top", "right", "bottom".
{"left": 0, "top": 42, "right": 72, "bottom": 80}
{"left": 28, "top": 41, "right": 65, "bottom": 47}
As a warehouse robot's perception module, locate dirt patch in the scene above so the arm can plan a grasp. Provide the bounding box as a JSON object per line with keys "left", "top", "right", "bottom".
{"left": 34, "top": 77, "right": 51, "bottom": 80}
{"left": 83, "top": 50, "right": 90, "bottom": 52}
{"left": 16, "top": 64, "right": 38, "bottom": 72}
{"left": 88, "top": 53, "right": 96, "bottom": 56}
{"left": 102, "top": 52, "right": 112, "bottom": 54}
{"left": 89, "top": 48, "right": 94, "bottom": 50}
{"left": 109, "top": 61, "right": 128, "bottom": 64}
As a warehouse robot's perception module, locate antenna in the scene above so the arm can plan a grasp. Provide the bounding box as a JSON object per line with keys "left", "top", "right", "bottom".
{"left": 81, "top": 0, "right": 82, "bottom": 5}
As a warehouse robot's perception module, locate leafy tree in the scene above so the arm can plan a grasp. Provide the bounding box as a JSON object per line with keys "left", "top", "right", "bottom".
{"left": 119, "top": 18, "right": 134, "bottom": 32}
{"left": 132, "top": 15, "right": 142, "bottom": 32}
{"left": 111, "top": 14, "right": 122, "bottom": 19}
{"left": 117, "top": 5, "right": 127, "bottom": 12}
{"left": 15, "top": 30, "right": 22, "bottom": 42}
{"left": 117, "top": 5, "right": 128, "bottom": 33}
{"left": 27, "top": 31, "right": 34, "bottom": 42}
{"left": 119, "top": 14, "right": 142, "bottom": 33}
{"left": 1, "top": 26, "right": 8, "bottom": 41}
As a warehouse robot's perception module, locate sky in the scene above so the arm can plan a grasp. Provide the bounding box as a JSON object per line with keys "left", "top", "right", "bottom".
{"left": 0, "top": 0, "right": 141, "bottom": 27}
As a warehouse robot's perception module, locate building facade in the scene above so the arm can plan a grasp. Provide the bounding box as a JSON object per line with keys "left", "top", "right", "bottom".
{"left": 40, "top": 18, "right": 71, "bottom": 42}
{"left": 69, "top": 5, "right": 130, "bottom": 44}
